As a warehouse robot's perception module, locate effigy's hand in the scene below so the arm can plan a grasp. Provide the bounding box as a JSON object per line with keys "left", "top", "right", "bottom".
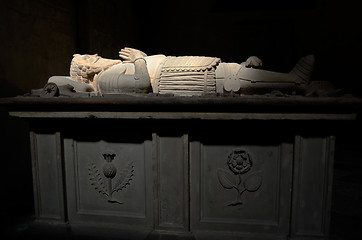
{"left": 245, "top": 56, "right": 262, "bottom": 68}
{"left": 119, "top": 47, "right": 147, "bottom": 63}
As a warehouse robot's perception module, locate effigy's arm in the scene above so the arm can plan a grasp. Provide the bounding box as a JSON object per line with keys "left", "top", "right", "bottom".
{"left": 94, "top": 48, "right": 151, "bottom": 94}
{"left": 119, "top": 47, "right": 151, "bottom": 91}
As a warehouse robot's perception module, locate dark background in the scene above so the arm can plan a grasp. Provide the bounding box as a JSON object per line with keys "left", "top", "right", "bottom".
{"left": 0, "top": 0, "right": 361, "bottom": 239}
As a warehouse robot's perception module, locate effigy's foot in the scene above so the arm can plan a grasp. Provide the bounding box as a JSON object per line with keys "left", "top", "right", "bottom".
{"left": 290, "top": 55, "right": 315, "bottom": 84}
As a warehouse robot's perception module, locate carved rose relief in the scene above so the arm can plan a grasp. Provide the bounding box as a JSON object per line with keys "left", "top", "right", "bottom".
{"left": 227, "top": 149, "right": 252, "bottom": 174}
{"left": 218, "top": 149, "right": 262, "bottom": 206}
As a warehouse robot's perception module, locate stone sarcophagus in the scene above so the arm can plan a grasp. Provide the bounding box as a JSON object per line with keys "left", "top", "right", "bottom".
{"left": 2, "top": 96, "right": 360, "bottom": 240}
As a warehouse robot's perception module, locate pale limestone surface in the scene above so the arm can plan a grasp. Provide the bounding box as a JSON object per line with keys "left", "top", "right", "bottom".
{"left": 49, "top": 47, "right": 315, "bottom": 96}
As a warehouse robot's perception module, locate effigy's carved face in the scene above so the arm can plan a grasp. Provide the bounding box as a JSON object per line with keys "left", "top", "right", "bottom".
{"left": 70, "top": 54, "right": 121, "bottom": 84}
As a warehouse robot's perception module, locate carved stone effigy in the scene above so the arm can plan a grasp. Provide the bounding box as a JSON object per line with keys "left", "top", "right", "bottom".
{"left": 40, "top": 47, "right": 317, "bottom": 97}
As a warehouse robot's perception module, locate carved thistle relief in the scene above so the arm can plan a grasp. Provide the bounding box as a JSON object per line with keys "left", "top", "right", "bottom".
{"left": 217, "top": 149, "right": 262, "bottom": 206}
{"left": 88, "top": 151, "right": 134, "bottom": 204}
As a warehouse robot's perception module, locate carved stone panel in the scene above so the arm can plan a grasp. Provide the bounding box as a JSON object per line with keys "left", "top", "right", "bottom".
{"left": 190, "top": 141, "right": 293, "bottom": 236}
{"left": 291, "top": 136, "right": 335, "bottom": 238}
{"left": 30, "top": 132, "right": 65, "bottom": 221}
{"left": 64, "top": 138, "right": 153, "bottom": 227}
{"left": 154, "top": 134, "right": 189, "bottom": 231}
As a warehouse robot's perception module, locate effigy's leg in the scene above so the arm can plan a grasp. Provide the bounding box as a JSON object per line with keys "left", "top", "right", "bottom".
{"left": 221, "top": 55, "right": 315, "bottom": 94}
{"left": 289, "top": 55, "right": 315, "bottom": 83}
{"left": 238, "top": 55, "right": 314, "bottom": 85}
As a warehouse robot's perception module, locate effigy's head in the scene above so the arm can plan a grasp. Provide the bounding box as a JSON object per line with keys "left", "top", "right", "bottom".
{"left": 70, "top": 54, "right": 121, "bottom": 87}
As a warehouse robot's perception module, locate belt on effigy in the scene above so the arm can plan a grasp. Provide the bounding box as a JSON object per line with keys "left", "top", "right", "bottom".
{"left": 157, "top": 56, "right": 221, "bottom": 96}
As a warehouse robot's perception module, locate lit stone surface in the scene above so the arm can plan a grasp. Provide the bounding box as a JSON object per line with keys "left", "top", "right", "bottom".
{"left": 1, "top": 95, "right": 360, "bottom": 239}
